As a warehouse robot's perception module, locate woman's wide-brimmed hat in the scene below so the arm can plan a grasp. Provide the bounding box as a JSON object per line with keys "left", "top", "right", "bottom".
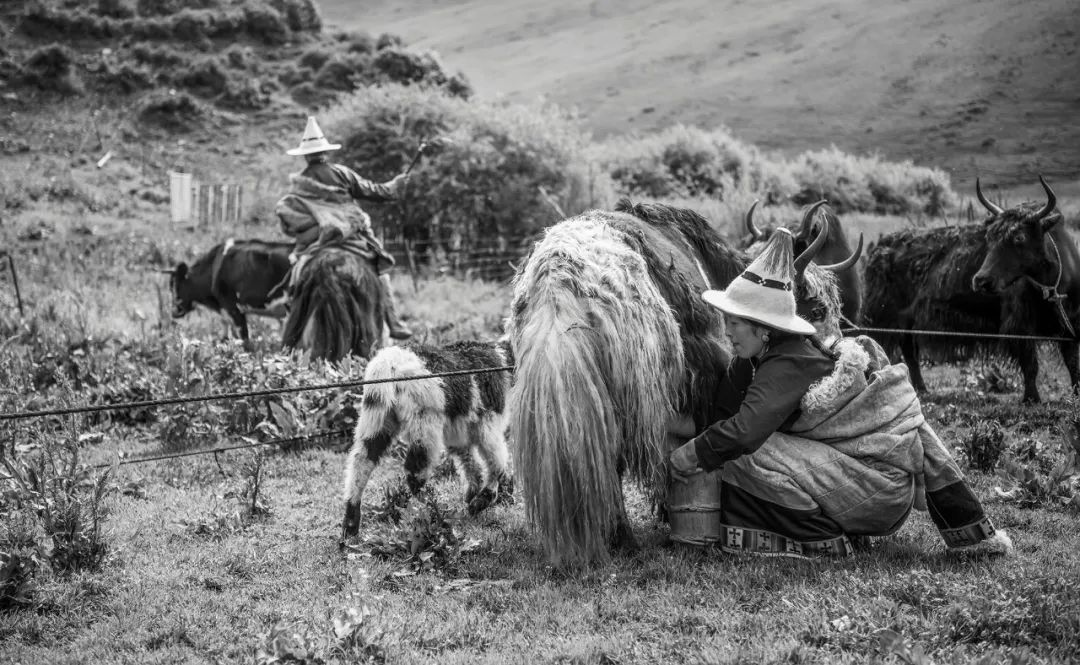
{"left": 286, "top": 116, "right": 341, "bottom": 156}
{"left": 702, "top": 206, "right": 831, "bottom": 335}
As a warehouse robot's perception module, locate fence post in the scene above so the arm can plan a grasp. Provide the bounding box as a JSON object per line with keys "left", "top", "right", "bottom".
{"left": 169, "top": 171, "right": 193, "bottom": 224}
{"left": 404, "top": 239, "right": 419, "bottom": 294}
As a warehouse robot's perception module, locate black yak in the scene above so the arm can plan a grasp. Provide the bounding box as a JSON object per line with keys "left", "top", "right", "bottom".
{"left": 166, "top": 238, "right": 293, "bottom": 341}
{"left": 744, "top": 202, "right": 864, "bottom": 324}
{"left": 862, "top": 177, "right": 1078, "bottom": 403}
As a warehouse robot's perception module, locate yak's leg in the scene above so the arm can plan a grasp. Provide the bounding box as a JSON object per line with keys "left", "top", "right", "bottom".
{"left": 1010, "top": 340, "right": 1041, "bottom": 403}
{"left": 341, "top": 409, "right": 400, "bottom": 540}
{"left": 609, "top": 456, "right": 638, "bottom": 553}
{"left": 470, "top": 416, "right": 513, "bottom": 512}
{"left": 402, "top": 427, "right": 447, "bottom": 499}
{"left": 1058, "top": 339, "right": 1080, "bottom": 395}
{"left": 899, "top": 334, "right": 926, "bottom": 393}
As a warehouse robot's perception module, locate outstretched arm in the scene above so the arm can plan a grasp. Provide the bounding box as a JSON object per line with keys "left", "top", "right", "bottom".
{"left": 332, "top": 163, "right": 408, "bottom": 202}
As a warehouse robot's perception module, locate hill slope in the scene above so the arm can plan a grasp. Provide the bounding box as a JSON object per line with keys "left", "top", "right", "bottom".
{"left": 320, "top": 0, "right": 1080, "bottom": 190}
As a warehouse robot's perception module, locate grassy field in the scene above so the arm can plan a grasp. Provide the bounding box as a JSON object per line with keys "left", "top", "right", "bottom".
{"left": 2, "top": 155, "right": 1080, "bottom": 664}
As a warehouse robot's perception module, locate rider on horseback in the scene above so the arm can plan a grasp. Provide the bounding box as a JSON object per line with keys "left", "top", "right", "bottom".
{"left": 275, "top": 116, "right": 416, "bottom": 340}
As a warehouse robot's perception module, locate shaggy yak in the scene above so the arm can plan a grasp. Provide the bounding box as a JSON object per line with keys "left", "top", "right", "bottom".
{"left": 340, "top": 339, "right": 514, "bottom": 539}
{"left": 742, "top": 201, "right": 864, "bottom": 324}
{"left": 862, "top": 177, "right": 1078, "bottom": 403}
{"left": 281, "top": 248, "right": 386, "bottom": 361}
{"left": 507, "top": 198, "right": 854, "bottom": 565}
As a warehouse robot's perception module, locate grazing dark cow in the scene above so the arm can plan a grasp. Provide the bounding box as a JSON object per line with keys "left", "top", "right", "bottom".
{"left": 744, "top": 202, "right": 864, "bottom": 324}
{"left": 167, "top": 239, "right": 294, "bottom": 341}
{"left": 863, "top": 177, "right": 1078, "bottom": 403}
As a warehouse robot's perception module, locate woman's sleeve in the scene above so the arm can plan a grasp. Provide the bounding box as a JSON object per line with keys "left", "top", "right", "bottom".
{"left": 691, "top": 355, "right": 820, "bottom": 471}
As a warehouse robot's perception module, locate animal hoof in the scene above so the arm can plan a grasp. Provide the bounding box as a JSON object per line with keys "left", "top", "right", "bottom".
{"left": 495, "top": 476, "right": 515, "bottom": 505}
{"left": 467, "top": 488, "right": 497, "bottom": 516}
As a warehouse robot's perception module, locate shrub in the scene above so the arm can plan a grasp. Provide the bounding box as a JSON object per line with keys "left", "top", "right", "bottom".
{"left": 268, "top": 0, "right": 321, "bottom": 32}
{"left": 789, "top": 147, "right": 957, "bottom": 215}
{"left": 963, "top": 418, "right": 1006, "bottom": 472}
{"left": 176, "top": 57, "right": 231, "bottom": 97}
{"left": 219, "top": 76, "right": 272, "bottom": 110}
{"left": 314, "top": 52, "right": 370, "bottom": 92}
{"left": 136, "top": 0, "right": 218, "bottom": 16}
{"left": 21, "top": 43, "right": 83, "bottom": 95}
{"left": 325, "top": 85, "right": 611, "bottom": 252}
{"left": 373, "top": 48, "right": 445, "bottom": 86}
{"left": 137, "top": 90, "right": 204, "bottom": 131}
{"left": 376, "top": 32, "right": 403, "bottom": 50}
{"left": 130, "top": 43, "right": 189, "bottom": 69}
{"left": 593, "top": 124, "right": 796, "bottom": 203}
{"left": 297, "top": 47, "right": 331, "bottom": 72}
{"left": 243, "top": 1, "right": 290, "bottom": 45}
{"left": 99, "top": 61, "right": 155, "bottom": 93}
{"left": 96, "top": 0, "right": 136, "bottom": 19}
{"left": 337, "top": 30, "right": 375, "bottom": 55}
{"left": 0, "top": 436, "right": 113, "bottom": 575}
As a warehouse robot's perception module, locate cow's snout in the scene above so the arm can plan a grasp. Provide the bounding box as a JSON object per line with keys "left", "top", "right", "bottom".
{"left": 971, "top": 272, "right": 996, "bottom": 294}
{"left": 172, "top": 302, "right": 192, "bottom": 318}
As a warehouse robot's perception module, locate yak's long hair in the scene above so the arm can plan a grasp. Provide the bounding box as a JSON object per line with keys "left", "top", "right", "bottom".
{"left": 507, "top": 200, "right": 740, "bottom": 565}
{"left": 282, "top": 248, "right": 385, "bottom": 361}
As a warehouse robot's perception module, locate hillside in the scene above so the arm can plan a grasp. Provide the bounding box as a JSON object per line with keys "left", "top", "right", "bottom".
{"left": 320, "top": 0, "right": 1080, "bottom": 191}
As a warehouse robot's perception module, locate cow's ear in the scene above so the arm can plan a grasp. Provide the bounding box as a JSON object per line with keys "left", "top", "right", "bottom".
{"left": 1041, "top": 212, "right": 1062, "bottom": 234}
{"left": 176, "top": 262, "right": 188, "bottom": 279}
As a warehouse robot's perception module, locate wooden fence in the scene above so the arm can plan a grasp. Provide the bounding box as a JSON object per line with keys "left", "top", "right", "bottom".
{"left": 169, "top": 172, "right": 243, "bottom": 228}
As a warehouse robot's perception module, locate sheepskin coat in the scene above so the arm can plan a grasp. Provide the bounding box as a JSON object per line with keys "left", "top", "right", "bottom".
{"left": 719, "top": 335, "right": 969, "bottom": 536}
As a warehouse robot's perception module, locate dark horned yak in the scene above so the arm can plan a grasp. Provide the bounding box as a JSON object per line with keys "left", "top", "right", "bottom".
{"left": 744, "top": 201, "right": 864, "bottom": 324}
{"left": 507, "top": 198, "right": 855, "bottom": 565}
{"left": 166, "top": 239, "right": 293, "bottom": 341}
{"left": 862, "top": 177, "right": 1078, "bottom": 403}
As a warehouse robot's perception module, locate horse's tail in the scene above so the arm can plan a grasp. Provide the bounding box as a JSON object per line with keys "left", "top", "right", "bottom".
{"left": 507, "top": 219, "right": 684, "bottom": 565}
{"left": 283, "top": 248, "right": 384, "bottom": 361}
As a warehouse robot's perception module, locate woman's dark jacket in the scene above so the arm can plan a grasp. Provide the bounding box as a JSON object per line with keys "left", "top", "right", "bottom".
{"left": 691, "top": 334, "right": 835, "bottom": 471}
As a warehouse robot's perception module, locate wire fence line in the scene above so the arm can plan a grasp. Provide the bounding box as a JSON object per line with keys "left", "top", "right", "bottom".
{"left": 0, "top": 364, "right": 515, "bottom": 422}
{"left": 841, "top": 326, "right": 1077, "bottom": 344}
{"left": 0, "top": 428, "right": 353, "bottom": 482}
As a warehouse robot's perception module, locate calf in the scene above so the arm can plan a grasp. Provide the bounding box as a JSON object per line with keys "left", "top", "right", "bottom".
{"left": 167, "top": 239, "right": 294, "bottom": 341}
{"left": 341, "top": 339, "right": 514, "bottom": 540}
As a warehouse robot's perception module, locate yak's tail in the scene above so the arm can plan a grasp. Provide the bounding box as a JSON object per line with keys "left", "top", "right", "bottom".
{"left": 507, "top": 218, "right": 684, "bottom": 565}
{"left": 283, "top": 249, "right": 385, "bottom": 362}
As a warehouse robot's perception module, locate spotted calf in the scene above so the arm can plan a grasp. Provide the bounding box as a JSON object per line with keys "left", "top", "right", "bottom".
{"left": 341, "top": 339, "right": 514, "bottom": 539}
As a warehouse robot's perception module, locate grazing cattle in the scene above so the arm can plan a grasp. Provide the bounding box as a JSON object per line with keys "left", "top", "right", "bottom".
{"left": 167, "top": 239, "right": 293, "bottom": 341}
{"left": 744, "top": 201, "right": 864, "bottom": 324}
{"left": 862, "top": 177, "right": 1078, "bottom": 403}
{"left": 507, "top": 198, "right": 851, "bottom": 565}
{"left": 340, "top": 339, "right": 514, "bottom": 540}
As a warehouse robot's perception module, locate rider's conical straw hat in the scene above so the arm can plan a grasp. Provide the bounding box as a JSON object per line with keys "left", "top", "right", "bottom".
{"left": 286, "top": 116, "right": 341, "bottom": 156}
{"left": 701, "top": 228, "right": 816, "bottom": 335}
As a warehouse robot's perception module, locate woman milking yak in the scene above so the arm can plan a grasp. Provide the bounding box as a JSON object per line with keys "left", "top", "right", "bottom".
{"left": 666, "top": 227, "right": 1014, "bottom": 559}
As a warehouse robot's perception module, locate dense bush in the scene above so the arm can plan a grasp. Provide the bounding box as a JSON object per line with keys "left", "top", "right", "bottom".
{"left": 592, "top": 125, "right": 797, "bottom": 204}
{"left": 324, "top": 84, "right": 612, "bottom": 255}
{"left": 963, "top": 418, "right": 1007, "bottom": 472}
{"left": 21, "top": 43, "right": 83, "bottom": 95}
{"left": 176, "top": 57, "right": 231, "bottom": 96}
{"left": 313, "top": 52, "right": 370, "bottom": 92}
{"left": 268, "top": 0, "right": 321, "bottom": 32}
{"left": 96, "top": 0, "right": 136, "bottom": 19}
{"left": 243, "top": 1, "right": 290, "bottom": 45}
{"left": 789, "top": 147, "right": 956, "bottom": 215}
{"left": 137, "top": 90, "right": 204, "bottom": 130}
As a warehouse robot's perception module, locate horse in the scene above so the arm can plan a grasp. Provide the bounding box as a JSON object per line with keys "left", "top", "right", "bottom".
{"left": 281, "top": 247, "right": 386, "bottom": 361}
{"left": 506, "top": 198, "right": 849, "bottom": 565}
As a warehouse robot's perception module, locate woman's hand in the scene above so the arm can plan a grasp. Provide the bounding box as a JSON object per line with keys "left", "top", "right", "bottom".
{"left": 667, "top": 413, "right": 697, "bottom": 438}
{"left": 668, "top": 440, "right": 702, "bottom": 484}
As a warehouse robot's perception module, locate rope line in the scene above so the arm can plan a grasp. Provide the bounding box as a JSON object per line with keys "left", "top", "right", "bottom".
{"left": 842, "top": 326, "right": 1076, "bottom": 343}
{"left": 0, "top": 428, "right": 352, "bottom": 482}
{"left": 0, "top": 364, "right": 515, "bottom": 422}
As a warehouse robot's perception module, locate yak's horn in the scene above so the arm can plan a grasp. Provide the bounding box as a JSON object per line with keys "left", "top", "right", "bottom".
{"left": 1035, "top": 175, "right": 1057, "bottom": 220}
{"left": 796, "top": 199, "right": 826, "bottom": 239}
{"left": 744, "top": 199, "right": 764, "bottom": 241}
{"left": 975, "top": 178, "right": 1003, "bottom": 215}
{"left": 793, "top": 202, "right": 829, "bottom": 275}
{"left": 818, "top": 233, "right": 864, "bottom": 272}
